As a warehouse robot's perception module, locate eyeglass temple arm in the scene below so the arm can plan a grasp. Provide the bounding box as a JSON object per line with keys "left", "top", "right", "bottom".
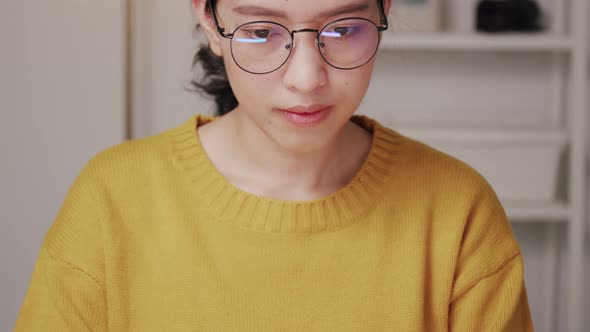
{"left": 206, "top": 0, "right": 233, "bottom": 38}
{"left": 378, "top": 0, "right": 389, "bottom": 30}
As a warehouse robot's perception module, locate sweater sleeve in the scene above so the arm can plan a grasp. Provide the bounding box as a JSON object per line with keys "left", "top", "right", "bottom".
{"left": 449, "top": 254, "right": 533, "bottom": 331}
{"left": 15, "top": 159, "right": 108, "bottom": 331}
{"left": 448, "top": 178, "right": 533, "bottom": 331}
{"left": 14, "top": 247, "right": 107, "bottom": 332}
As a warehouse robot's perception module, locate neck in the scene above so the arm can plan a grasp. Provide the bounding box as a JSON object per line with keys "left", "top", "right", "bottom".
{"left": 204, "top": 110, "right": 372, "bottom": 201}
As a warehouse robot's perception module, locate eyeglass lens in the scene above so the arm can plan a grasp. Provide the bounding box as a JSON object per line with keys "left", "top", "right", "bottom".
{"left": 230, "top": 19, "right": 380, "bottom": 74}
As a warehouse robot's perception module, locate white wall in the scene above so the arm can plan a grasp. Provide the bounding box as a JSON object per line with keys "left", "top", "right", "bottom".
{"left": 131, "top": 0, "right": 212, "bottom": 138}
{"left": 0, "top": 1, "right": 125, "bottom": 330}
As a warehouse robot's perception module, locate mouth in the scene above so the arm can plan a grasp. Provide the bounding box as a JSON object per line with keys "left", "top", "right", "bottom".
{"left": 278, "top": 104, "right": 333, "bottom": 127}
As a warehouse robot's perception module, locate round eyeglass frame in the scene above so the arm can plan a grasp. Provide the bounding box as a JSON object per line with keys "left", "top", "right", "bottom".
{"left": 227, "top": 18, "right": 385, "bottom": 75}
{"left": 206, "top": 0, "right": 389, "bottom": 75}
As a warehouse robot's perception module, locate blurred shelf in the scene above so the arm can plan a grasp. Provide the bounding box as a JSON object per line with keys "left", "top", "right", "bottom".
{"left": 398, "top": 128, "right": 568, "bottom": 144}
{"left": 505, "top": 202, "right": 571, "bottom": 222}
{"left": 379, "top": 33, "right": 573, "bottom": 52}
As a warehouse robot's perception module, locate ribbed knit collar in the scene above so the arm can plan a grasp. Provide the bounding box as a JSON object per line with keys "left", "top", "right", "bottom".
{"left": 167, "top": 114, "right": 402, "bottom": 234}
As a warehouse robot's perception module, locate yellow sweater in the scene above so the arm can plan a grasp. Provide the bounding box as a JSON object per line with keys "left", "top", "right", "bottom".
{"left": 16, "top": 115, "right": 532, "bottom": 331}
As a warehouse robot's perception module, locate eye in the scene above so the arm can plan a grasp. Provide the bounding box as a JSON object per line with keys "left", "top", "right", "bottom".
{"left": 323, "top": 24, "right": 362, "bottom": 38}
{"left": 334, "top": 27, "right": 350, "bottom": 36}
{"left": 249, "top": 29, "right": 270, "bottom": 38}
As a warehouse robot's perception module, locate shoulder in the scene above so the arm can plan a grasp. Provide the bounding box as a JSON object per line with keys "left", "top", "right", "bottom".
{"left": 380, "top": 123, "right": 513, "bottom": 240}
{"left": 401, "top": 133, "right": 489, "bottom": 191}
{"left": 83, "top": 132, "right": 169, "bottom": 181}
{"left": 361, "top": 116, "right": 506, "bottom": 226}
{"left": 75, "top": 116, "right": 199, "bottom": 193}
{"left": 368, "top": 118, "right": 521, "bottom": 278}
{"left": 375, "top": 119, "right": 520, "bottom": 257}
{"left": 404, "top": 135, "right": 502, "bottom": 213}
{"left": 365, "top": 116, "right": 492, "bottom": 199}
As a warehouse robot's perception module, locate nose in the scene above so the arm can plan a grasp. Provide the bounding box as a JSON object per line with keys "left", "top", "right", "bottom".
{"left": 282, "top": 32, "right": 328, "bottom": 94}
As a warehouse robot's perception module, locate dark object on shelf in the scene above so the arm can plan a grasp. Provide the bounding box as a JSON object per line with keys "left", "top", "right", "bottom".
{"left": 476, "top": 0, "right": 543, "bottom": 33}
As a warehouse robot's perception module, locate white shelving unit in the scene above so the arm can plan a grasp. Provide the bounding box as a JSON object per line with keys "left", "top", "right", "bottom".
{"left": 505, "top": 202, "right": 571, "bottom": 222}
{"left": 381, "top": 33, "right": 573, "bottom": 52}
{"left": 377, "top": 1, "right": 587, "bottom": 330}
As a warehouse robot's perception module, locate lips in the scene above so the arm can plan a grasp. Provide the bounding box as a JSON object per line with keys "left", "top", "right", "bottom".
{"left": 280, "top": 104, "right": 331, "bottom": 114}
{"left": 278, "top": 104, "right": 333, "bottom": 127}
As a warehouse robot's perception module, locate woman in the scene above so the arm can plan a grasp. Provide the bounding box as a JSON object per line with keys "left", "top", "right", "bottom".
{"left": 16, "top": 0, "right": 533, "bottom": 330}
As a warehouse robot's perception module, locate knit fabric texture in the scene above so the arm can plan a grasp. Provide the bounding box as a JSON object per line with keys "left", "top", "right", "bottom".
{"left": 15, "top": 114, "right": 533, "bottom": 331}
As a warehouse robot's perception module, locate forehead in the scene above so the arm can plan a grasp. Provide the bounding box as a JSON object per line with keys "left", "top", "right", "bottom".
{"left": 215, "top": 0, "right": 377, "bottom": 23}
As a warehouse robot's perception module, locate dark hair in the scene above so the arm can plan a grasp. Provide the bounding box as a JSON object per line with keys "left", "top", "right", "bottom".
{"left": 190, "top": 0, "right": 238, "bottom": 116}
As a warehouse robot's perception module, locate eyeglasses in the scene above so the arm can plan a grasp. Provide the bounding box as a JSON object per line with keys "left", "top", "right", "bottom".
{"left": 206, "top": 0, "right": 389, "bottom": 75}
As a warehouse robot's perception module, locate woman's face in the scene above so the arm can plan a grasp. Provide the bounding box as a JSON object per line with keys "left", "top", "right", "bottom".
{"left": 196, "top": 0, "right": 389, "bottom": 152}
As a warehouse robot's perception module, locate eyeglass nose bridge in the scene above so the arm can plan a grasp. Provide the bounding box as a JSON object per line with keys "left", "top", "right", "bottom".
{"left": 286, "top": 28, "right": 325, "bottom": 50}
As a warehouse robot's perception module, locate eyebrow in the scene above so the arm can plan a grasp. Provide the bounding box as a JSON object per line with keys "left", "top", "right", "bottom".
{"left": 232, "top": 2, "right": 371, "bottom": 21}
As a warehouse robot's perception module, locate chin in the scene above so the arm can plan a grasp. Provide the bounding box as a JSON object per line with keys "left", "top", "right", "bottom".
{"left": 246, "top": 107, "right": 348, "bottom": 153}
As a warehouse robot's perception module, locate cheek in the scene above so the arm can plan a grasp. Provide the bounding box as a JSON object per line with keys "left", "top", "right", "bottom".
{"left": 224, "top": 57, "right": 277, "bottom": 107}
{"left": 338, "top": 69, "right": 373, "bottom": 97}
{"left": 221, "top": 46, "right": 254, "bottom": 100}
